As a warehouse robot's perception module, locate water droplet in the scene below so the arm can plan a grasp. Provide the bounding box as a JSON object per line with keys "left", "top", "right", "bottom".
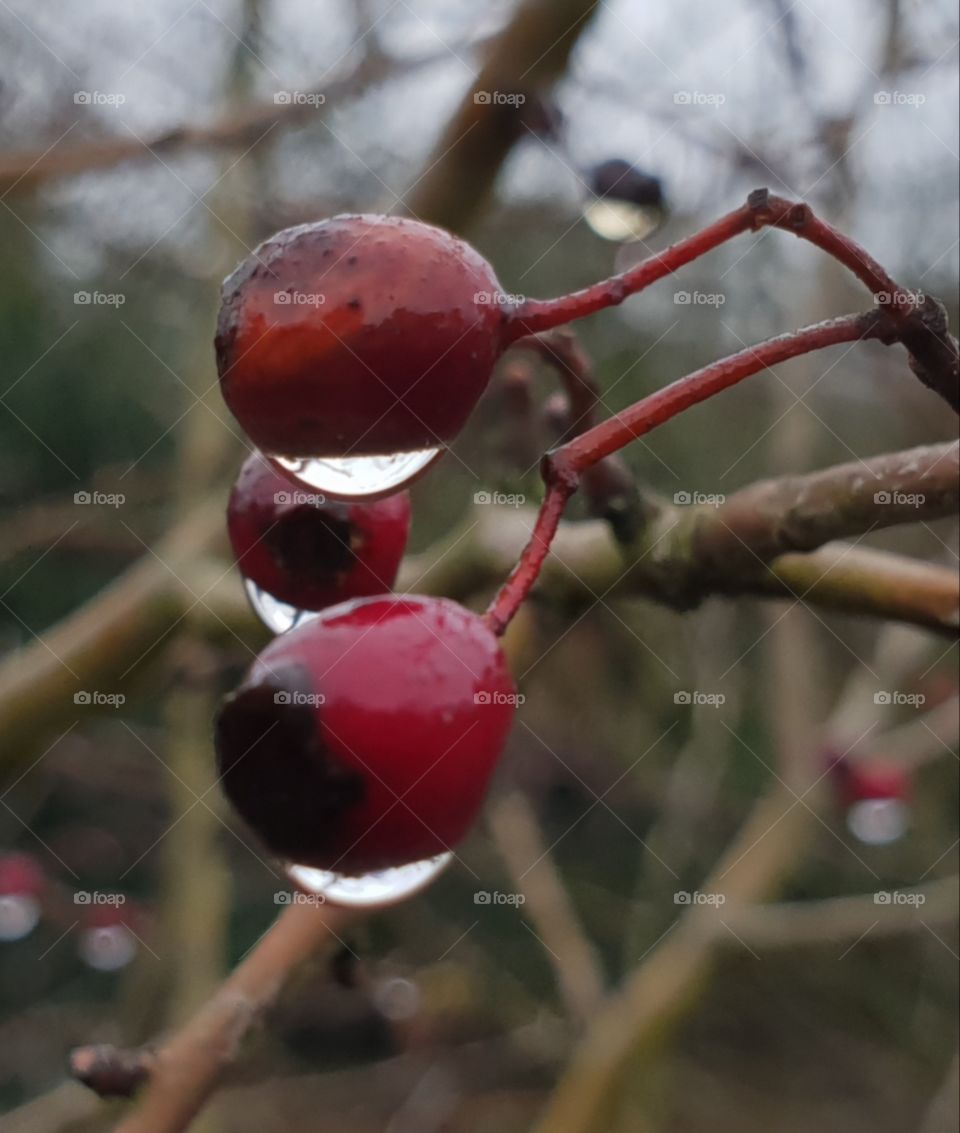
{"left": 79, "top": 924, "right": 138, "bottom": 971}
{"left": 0, "top": 894, "right": 41, "bottom": 942}
{"left": 271, "top": 448, "right": 441, "bottom": 501}
{"left": 582, "top": 199, "right": 663, "bottom": 243}
{"left": 846, "top": 798, "right": 909, "bottom": 846}
{"left": 287, "top": 852, "right": 452, "bottom": 909}
{"left": 243, "top": 577, "right": 320, "bottom": 635}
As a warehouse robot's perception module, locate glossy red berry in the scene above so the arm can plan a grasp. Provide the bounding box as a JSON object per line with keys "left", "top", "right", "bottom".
{"left": 215, "top": 595, "right": 516, "bottom": 874}
{"left": 226, "top": 453, "right": 410, "bottom": 611}
{"left": 0, "top": 853, "right": 45, "bottom": 942}
{"left": 215, "top": 215, "right": 508, "bottom": 461}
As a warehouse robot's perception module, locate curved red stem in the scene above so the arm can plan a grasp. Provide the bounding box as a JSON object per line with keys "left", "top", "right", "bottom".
{"left": 503, "top": 190, "right": 909, "bottom": 341}
{"left": 485, "top": 311, "right": 888, "bottom": 635}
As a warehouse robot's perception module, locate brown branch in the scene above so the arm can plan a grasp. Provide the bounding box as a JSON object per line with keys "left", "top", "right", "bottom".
{"left": 70, "top": 1044, "right": 154, "bottom": 1099}
{"left": 0, "top": 50, "right": 448, "bottom": 196}
{"left": 403, "top": 0, "right": 601, "bottom": 231}
{"left": 691, "top": 440, "right": 959, "bottom": 569}
{"left": 488, "top": 791, "right": 606, "bottom": 1027}
{"left": 113, "top": 902, "right": 355, "bottom": 1133}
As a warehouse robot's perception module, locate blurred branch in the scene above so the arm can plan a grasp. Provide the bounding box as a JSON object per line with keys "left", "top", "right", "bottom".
{"left": 113, "top": 902, "right": 355, "bottom": 1133}
{"left": 0, "top": 498, "right": 224, "bottom": 769}
{"left": 532, "top": 782, "right": 818, "bottom": 1133}
{"left": 716, "top": 875, "right": 959, "bottom": 948}
{"left": 404, "top": 0, "right": 600, "bottom": 231}
{"left": 488, "top": 791, "right": 606, "bottom": 1027}
{"left": 0, "top": 48, "right": 450, "bottom": 196}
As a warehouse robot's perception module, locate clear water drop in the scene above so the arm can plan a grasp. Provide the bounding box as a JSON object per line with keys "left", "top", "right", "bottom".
{"left": 271, "top": 448, "right": 441, "bottom": 501}
{"left": 243, "top": 577, "right": 320, "bottom": 635}
{"left": 846, "top": 798, "right": 909, "bottom": 846}
{"left": 79, "top": 924, "right": 138, "bottom": 971}
{"left": 0, "top": 894, "right": 41, "bottom": 942}
{"left": 287, "top": 852, "right": 453, "bottom": 909}
{"left": 582, "top": 199, "right": 662, "bottom": 243}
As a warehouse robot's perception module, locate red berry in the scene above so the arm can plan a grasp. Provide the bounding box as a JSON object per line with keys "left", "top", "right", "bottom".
{"left": 839, "top": 761, "right": 909, "bottom": 806}
{"left": 226, "top": 453, "right": 410, "bottom": 611}
{"left": 0, "top": 852, "right": 45, "bottom": 898}
{"left": 215, "top": 595, "right": 515, "bottom": 874}
{"left": 215, "top": 215, "right": 507, "bottom": 460}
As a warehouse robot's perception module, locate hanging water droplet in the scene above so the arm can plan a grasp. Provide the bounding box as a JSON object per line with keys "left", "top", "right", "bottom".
{"left": 583, "top": 199, "right": 663, "bottom": 243}
{"left": 287, "top": 852, "right": 453, "bottom": 909}
{"left": 0, "top": 894, "right": 41, "bottom": 942}
{"left": 243, "top": 577, "right": 320, "bottom": 635}
{"left": 846, "top": 798, "right": 909, "bottom": 846}
{"left": 79, "top": 924, "right": 138, "bottom": 971}
{"left": 271, "top": 448, "right": 441, "bottom": 501}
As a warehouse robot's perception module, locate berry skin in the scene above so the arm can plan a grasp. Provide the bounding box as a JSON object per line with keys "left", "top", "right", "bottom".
{"left": 227, "top": 453, "right": 411, "bottom": 611}
{"left": 215, "top": 215, "right": 508, "bottom": 460}
{"left": 215, "top": 595, "right": 515, "bottom": 875}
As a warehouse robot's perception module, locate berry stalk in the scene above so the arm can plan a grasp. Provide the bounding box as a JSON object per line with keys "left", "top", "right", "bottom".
{"left": 504, "top": 190, "right": 911, "bottom": 341}
{"left": 485, "top": 311, "right": 886, "bottom": 634}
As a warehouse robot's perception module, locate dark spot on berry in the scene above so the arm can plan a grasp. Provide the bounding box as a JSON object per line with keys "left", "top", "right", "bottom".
{"left": 347, "top": 298, "right": 361, "bottom": 310}
{"left": 347, "top": 255, "right": 358, "bottom": 266}
{"left": 215, "top": 665, "right": 365, "bottom": 863}
{"left": 263, "top": 506, "right": 356, "bottom": 585}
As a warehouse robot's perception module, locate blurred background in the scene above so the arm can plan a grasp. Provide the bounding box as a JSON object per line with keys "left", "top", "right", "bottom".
{"left": 0, "top": 1, "right": 957, "bottom": 1130}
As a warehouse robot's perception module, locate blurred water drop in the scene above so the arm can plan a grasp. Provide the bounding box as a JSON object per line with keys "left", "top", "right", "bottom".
{"left": 243, "top": 577, "right": 319, "bottom": 635}
{"left": 79, "top": 924, "right": 138, "bottom": 971}
{"left": 271, "top": 449, "right": 441, "bottom": 501}
{"left": 583, "top": 160, "right": 666, "bottom": 243}
{"left": 846, "top": 798, "right": 909, "bottom": 846}
{"left": 287, "top": 852, "right": 453, "bottom": 909}
{"left": 0, "top": 894, "right": 41, "bottom": 943}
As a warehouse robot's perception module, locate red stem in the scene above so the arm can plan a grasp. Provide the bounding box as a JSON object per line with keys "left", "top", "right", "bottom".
{"left": 485, "top": 312, "right": 886, "bottom": 634}
{"left": 484, "top": 477, "right": 577, "bottom": 636}
{"left": 503, "top": 190, "right": 909, "bottom": 341}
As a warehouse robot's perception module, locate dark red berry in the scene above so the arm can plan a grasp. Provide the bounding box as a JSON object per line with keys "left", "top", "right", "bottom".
{"left": 215, "top": 595, "right": 516, "bottom": 874}
{"left": 215, "top": 215, "right": 508, "bottom": 460}
{"left": 226, "top": 453, "right": 410, "bottom": 611}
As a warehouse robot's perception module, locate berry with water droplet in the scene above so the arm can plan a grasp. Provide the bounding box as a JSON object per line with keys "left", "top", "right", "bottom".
{"left": 227, "top": 453, "right": 411, "bottom": 612}
{"left": 215, "top": 595, "right": 515, "bottom": 874}
{"left": 0, "top": 853, "right": 45, "bottom": 942}
{"left": 216, "top": 215, "right": 508, "bottom": 461}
